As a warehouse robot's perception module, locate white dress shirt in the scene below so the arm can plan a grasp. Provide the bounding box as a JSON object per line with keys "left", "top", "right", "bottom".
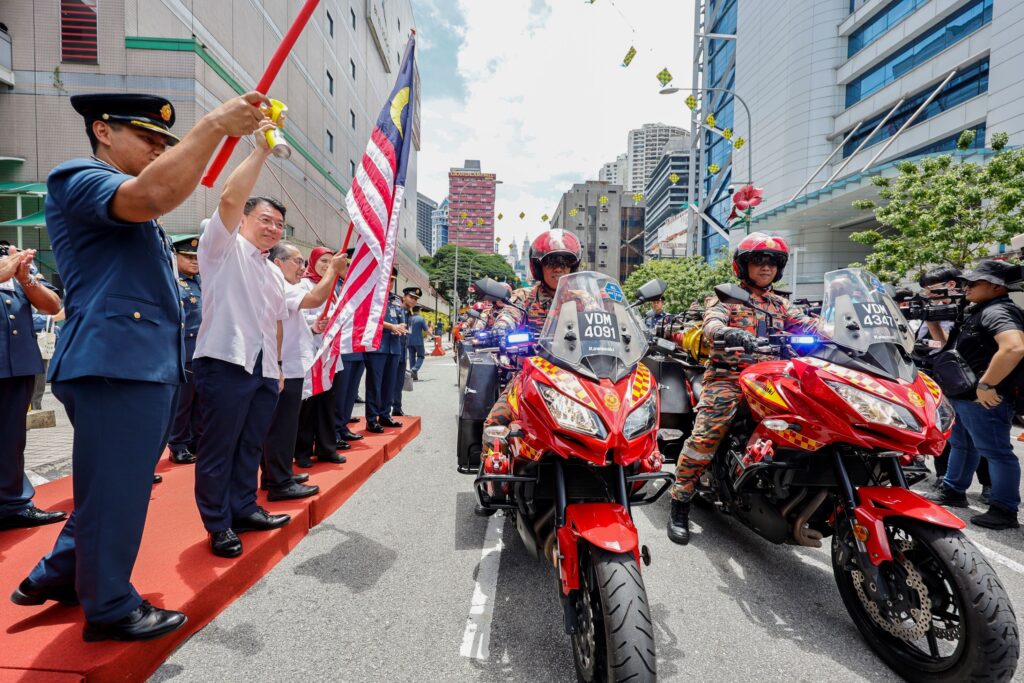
{"left": 276, "top": 267, "right": 317, "bottom": 379}
{"left": 194, "top": 209, "right": 286, "bottom": 377}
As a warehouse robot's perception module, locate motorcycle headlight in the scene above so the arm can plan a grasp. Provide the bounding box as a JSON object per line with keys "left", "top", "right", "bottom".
{"left": 936, "top": 396, "right": 955, "bottom": 432}
{"left": 624, "top": 395, "right": 657, "bottom": 440}
{"left": 825, "top": 381, "right": 921, "bottom": 432}
{"left": 537, "top": 383, "right": 607, "bottom": 438}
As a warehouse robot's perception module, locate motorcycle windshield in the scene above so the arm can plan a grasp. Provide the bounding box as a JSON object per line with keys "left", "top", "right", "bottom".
{"left": 819, "top": 268, "right": 914, "bottom": 355}
{"left": 537, "top": 271, "right": 648, "bottom": 382}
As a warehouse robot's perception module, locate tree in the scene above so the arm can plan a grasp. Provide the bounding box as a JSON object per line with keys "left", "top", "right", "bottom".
{"left": 850, "top": 131, "right": 1024, "bottom": 283}
{"left": 419, "top": 244, "right": 520, "bottom": 307}
{"left": 622, "top": 251, "right": 735, "bottom": 312}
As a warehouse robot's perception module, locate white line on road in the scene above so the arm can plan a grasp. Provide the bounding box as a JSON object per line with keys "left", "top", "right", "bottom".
{"left": 460, "top": 512, "right": 505, "bottom": 660}
{"left": 975, "top": 541, "right": 1024, "bottom": 577}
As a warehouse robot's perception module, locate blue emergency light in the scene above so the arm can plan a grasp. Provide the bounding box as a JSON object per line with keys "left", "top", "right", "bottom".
{"left": 506, "top": 332, "right": 531, "bottom": 344}
{"left": 789, "top": 335, "right": 818, "bottom": 347}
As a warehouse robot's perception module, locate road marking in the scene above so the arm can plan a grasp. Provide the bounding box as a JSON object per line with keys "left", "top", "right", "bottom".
{"left": 975, "top": 541, "right": 1024, "bottom": 577}
{"left": 794, "top": 550, "right": 832, "bottom": 573}
{"left": 460, "top": 512, "right": 505, "bottom": 660}
{"left": 26, "top": 470, "right": 49, "bottom": 486}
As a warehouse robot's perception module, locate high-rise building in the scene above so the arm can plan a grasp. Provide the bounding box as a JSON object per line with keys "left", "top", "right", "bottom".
{"left": 0, "top": 0, "right": 439, "bottom": 295}
{"left": 430, "top": 197, "right": 449, "bottom": 254}
{"left": 626, "top": 123, "right": 687, "bottom": 193}
{"left": 447, "top": 160, "right": 497, "bottom": 252}
{"left": 643, "top": 135, "right": 695, "bottom": 254}
{"left": 598, "top": 153, "right": 629, "bottom": 186}
{"left": 691, "top": 0, "right": 1023, "bottom": 294}
{"left": 416, "top": 193, "right": 437, "bottom": 253}
{"left": 550, "top": 181, "right": 644, "bottom": 283}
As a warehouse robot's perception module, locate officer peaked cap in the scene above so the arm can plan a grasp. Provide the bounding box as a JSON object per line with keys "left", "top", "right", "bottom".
{"left": 71, "top": 93, "right": 180, "bottom": 143}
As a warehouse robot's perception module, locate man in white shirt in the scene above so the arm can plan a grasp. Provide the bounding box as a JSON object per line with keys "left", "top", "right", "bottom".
{"left": 192, "top": 129, "right": 293, "bottom": 558}
{"left": 261, "top": 241, "right": 347, "bottom": 500}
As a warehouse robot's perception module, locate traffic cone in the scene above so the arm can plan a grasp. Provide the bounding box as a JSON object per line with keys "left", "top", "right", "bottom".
{"left": 430, "top": 335, "right": 445, "bottom": 356}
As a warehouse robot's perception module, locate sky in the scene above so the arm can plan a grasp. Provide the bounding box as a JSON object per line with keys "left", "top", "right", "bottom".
{"left": 412, "top": 0, "right": 696, "bottom": 254}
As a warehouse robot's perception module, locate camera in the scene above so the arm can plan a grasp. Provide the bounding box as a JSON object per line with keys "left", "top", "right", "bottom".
{"left": 903, "top": 298, "right": 962, "bottom": 322}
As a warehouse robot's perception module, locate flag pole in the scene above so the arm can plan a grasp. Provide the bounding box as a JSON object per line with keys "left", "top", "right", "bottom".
{"left": 201, "top": 0, "right": 323, "bottom": 188}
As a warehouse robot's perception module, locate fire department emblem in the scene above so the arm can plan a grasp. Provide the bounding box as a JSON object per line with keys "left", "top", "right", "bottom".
{"left": 906, "top": 390, "right": 925, "bottom": 408}
{"left": 604, "top": 393, "right": 621, "bottom": 411}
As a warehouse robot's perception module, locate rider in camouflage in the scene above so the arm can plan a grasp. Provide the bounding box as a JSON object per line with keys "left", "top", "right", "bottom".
{"left": 667, "top": 233, "right": 819, "bottom": 545}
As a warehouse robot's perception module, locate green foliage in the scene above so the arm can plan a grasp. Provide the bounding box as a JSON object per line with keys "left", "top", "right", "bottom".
{"left": 850, "top": 130, "right": 1024, "bottom": 283}
{"left": 419, "top": 243, "right": 520, "bottom": 306}
{"left": 622, "top": 250, "right": 736, "bottom": 312}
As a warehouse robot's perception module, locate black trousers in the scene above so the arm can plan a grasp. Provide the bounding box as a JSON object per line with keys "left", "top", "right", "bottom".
{"left": 261, "top": 377, "right": 304, "bottom": 491}
{"left": 0, "top": 375, "right": 36, "bottom": 517}
{"left": 392, "top": 348, "right": 408, "bottom": 413}
{"left": 296, "top": 384, "right": 337, "bottom": 462}
{"left": 168, "top": 361, "right": 202, "bottom": 454}
{"left": 334, "top": 359, "right": 366, "bottom": 432}
{"left": 364, "top": 353, "right": 399, "bottom": 421}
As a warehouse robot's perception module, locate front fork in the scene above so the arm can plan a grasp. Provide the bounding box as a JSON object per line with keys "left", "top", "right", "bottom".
{"left": 832, "top": 452, "right": 893, "bottom": 604}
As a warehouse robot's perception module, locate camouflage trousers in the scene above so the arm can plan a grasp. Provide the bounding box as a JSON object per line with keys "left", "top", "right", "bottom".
{"left": 671, "top": 375, "right": 744, "bottom": 502}
{"left": 484, "top": 386, "right": 513, "bottom": 428}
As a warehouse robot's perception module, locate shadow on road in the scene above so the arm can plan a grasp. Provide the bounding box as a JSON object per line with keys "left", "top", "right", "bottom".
{"left": 292, "top": 528, "right": 398, "bottom": 594}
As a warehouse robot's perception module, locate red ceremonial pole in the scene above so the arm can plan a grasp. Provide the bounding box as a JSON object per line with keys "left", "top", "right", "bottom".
{"left": 201, "top": 0, "right": 323, "bottom": 188}
{"left": 318, "top": 223, "right": 355, "bottom": 322}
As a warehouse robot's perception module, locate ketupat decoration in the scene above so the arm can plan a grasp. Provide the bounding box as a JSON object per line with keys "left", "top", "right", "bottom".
{"left": 705, "top": 114, "right": 716, "bottom": 128}
{"left": 685, "top": 94, "right": 697, "bottom": 110}
{"left": 722, "top": 128, "right": 733, "bottom": 140}
{"left": 498, "top": 212, "right": 503, "bottom": 220}
{"left": 733, "top": 137, "right": 745, "bottom": 150}
{"left": 519, "top": 212, "right": 525, "bottom": 219}
{"left": 708, "top": 164, "right": 720, "bottom": 174}
{"left": 668, "top": 172, "right": 680, "bottom": 185}
{"left": 632, "top": 193, "right": 643, "bottom": 203}
{"left": 622, "top": 46, "right": 637, "bottom": 67}
{"left": 459, "top": 211, "right": 467, "bottom": 219}
{"left": 569, "top": 208, "right": 578, "bottom": 217}
{"left": 477, "top": 218, "right": 484, "bottom": 225}
{"left": 541, "top": 214, "right": 550, "bottom": 222}
{"left": 598, "top": 195, "right": 609, "bottom": 205}
{"left": 656, "top": 68, "right": 673, "bottom": 87}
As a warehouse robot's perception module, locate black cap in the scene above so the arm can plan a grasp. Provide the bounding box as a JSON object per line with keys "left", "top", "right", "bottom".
{"left": 170, "top": 234, "right": 200, "bottom": 255}
{"left": 70, "top": 93, "right": 179, "bottom": 143}
{"left": 403, "top": 286, "right": 422, "bottom": 299}
{"left": 958, "top": 260, "right": 1023, "bottom": 291}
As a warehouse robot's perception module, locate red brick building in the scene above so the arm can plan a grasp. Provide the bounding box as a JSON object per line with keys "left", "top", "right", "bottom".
{"left": 447, "top": 160, "right": 496, "bottom": 252}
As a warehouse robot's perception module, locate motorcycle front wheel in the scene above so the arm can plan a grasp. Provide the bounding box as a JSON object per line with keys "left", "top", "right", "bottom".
{"left": 832, "top": 518, "right": 1019, "bottom": 682}
{"left": 570, "top": 545, "right": 656, "bottom": 683}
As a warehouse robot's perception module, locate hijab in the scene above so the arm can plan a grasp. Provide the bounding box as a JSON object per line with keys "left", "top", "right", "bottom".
{"left": 303, "top": 246, "right": 332, "bottom": 283}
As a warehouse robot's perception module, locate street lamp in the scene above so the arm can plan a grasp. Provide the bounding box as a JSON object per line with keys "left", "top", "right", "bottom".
{"left": 659, "top": 86, "right": 753, "bottom": 186}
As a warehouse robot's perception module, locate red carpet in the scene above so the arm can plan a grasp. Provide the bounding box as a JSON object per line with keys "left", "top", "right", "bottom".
{"left": 0, "top": 417, "right": 419, "bottom": 682}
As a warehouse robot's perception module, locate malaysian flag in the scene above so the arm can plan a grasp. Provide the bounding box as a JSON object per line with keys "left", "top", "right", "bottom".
{"left": 310, "top": 35, "right": 416, "bottom": 394}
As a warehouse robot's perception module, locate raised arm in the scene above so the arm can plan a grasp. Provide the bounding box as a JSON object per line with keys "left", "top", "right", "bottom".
{"left": 217, "top": 120, "right": 275, "bottom": 233}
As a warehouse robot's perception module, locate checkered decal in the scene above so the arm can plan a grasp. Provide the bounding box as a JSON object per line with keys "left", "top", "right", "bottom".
{"left": 529, "top": 357, "right": 597, "bottom": 408}
{"left": 630, "top": 362, "right": 653, "bottom": 405}
{"left": 801, "top": 357, "right": 900, "bottom": 403}
{"left": 919, "top": 373, "right": 942, "bottom": 401}
{"left": 776, "top": 428, "right": 825, "bottom": 451}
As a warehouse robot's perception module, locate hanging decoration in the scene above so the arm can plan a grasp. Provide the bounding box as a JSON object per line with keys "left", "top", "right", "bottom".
{"left": 632, "top": 192, "right": 643, "bottom": 203}
{"left": 622, "top": 46, "right": 637, "bottom": 67}
{"left": 598, "top": 195, "right": 609, "bottom": 205}
{"left": 497, "top": 212, "right": 503, "bottom": 220}
{"left": 656, "top": 68, "right": 673, "bottom": 87}
{"left": 668, "top": 172, "right": 680, "bottom": 185}
{"left": 519, "top": 212, "right": 525, "bottom": 219}
{"left": 705, "top": 114, "right": 716, "bottom": 128}
{"left": 684, "top": 94, "right": 697, "bottom": 110}
{"left": 721, "top": 128, "right": 733, "bottom": 140}
{"left": 459, "top": 211, "right": 467, "bottom": 219}
{"left": 728, "top": 184, "right": 765, "bottom": 226}
{"left": 733, "top": 137, "right": 746, "bottom": 150}
{"left": 541, "top": 214, "right": 550, "bottom": 222}
{"left": 568, "top": 208, "right": 578, "bottom": 217}
{"left": 708, "top": 164, "right": 720, "bottom": 174}
{"left": 477, "top": 218, "right": 485, "bottom": 225}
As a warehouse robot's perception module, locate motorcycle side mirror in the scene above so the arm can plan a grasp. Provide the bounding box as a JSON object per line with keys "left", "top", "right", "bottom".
{"left": 714, "top": 284, "right": 751, "bottom": 306}
{"left": 635, "top": 278, "right": 668, "bottom": 304}
{"left": 473, "top": 277, "right": 512, "bottom": 305}
{"left": 883, "top": 284, "right": 897, "bottom": 298}
{"left": 467, "top": 309, "right": 482, "bottom": 320}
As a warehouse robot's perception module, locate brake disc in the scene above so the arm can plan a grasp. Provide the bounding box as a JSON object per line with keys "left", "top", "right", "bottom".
{"left": 852, "top": 541, "right": 932, "bottom": 642}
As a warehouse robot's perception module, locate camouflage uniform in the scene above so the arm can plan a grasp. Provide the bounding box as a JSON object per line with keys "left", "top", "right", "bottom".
{"left": 671, "top": 285, "right": 818, "bottom": 502}
{"left": 483, "top": 283, "right": 555, "bottom": 429}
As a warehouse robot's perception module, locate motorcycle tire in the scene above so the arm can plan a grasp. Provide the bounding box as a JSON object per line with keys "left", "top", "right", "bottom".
{"left": 832, "top": 518, "right": 1019, "bottom": 682}
{"left": 570, "top": 545, "right": 656, "bottom": 683}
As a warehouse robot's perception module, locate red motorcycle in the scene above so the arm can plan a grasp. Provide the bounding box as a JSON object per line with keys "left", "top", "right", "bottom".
{"left": 700, "top": 269, "right": 1018, "bottom": 682}
{"left": 473, "top": 273, "right": 672, "bottom": 683}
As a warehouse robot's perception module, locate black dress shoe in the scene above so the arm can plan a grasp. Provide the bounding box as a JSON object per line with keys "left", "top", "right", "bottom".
{"left": 411, "top": 370, "right": 419, "bottom": 381}
{"left": 232, "top": 507, "right": 291, "bottom": 533}
{"left": 355, "top": 395, "right": 365, "bottom": 403}
{"left": 0, "top": 505, "right": 68, "bottom": 531}
{"left": 348, "top": 417, "right": 360, "bottom": 424}
{"left": 366, "top": 420, "right": 384, "bottom": 434}
{"left": 210, "top": 529, "right": 242, "bottom": 557}
{"left": 261, "top": 474, "right": 313, "bottom": 491}
{"left": 335, "top": 439, "right": 352, "bottom": 451}
{"left": 391, "top": 409, "right": 406, "bottom": 417}
{"left": 153, "top": 474, "right": 163, "bottom": 485}
{"left": 339, "top": 429, "right": 364, "bottom": 441}
{"left": 295, "top": 458, "right": 314, "bottom": 468}
{"left": 380, "top": 417, "right": 403, "bottom": 428}
{"left": 318, "top": 452, "right": 348, "bottom": 464}
{"left": 11, "top": 578, "right": 79, "bottom": 606}
{"left": 169, "top": 449, "right": 196, "bottom": 464}
{"left": 267, "top": 482, "right": 320, "bottom": 501}
{"left": 83, "top": 600, "right": 187, "bottom": 642}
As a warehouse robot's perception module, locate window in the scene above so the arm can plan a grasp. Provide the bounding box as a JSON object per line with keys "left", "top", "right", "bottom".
{"left": 893, "top": 124, "right": 985, "bottom": 161}
{"left": 848, "top": 0, "right": 929, "bottom": 57}
{"left": 326, "top": 129, "right": 334, "bottom": 154}
{"left": 350, "top": 59, "right": 356, "bottom": 79}
{"left": 326, "top": 9, "right": 334, "bottom": 37}
{"left": 61, "top": 0, "right": 98, "bottom": 64}
{"left": 351, "top": 8, "right": 357, "bottom": 29}
{"left": 845, "top": 0, "right": 992, "bottom": 107}
{"left": 843, "top": 58, "right": 989, "bottom": 157}
{"left": 327, "top": 70, "right": 334, "bottom": 95}
{"left": 350, "top": 109, "right": 356, "bottom": 129}
{"left": 350, "top": 159, "right": 356, "bottom": 177}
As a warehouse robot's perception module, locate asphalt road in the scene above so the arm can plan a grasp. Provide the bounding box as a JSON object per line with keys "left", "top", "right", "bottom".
{"left": 154, "top": 354, "right": 1024, "bottom": 682}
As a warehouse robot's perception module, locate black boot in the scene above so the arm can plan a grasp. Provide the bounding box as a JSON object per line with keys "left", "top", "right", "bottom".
{"left": 971, "top": 502, "right": 1020, "bottom": 530}
{"left": 667, "top": 499, "right": 691, "bottom": 545}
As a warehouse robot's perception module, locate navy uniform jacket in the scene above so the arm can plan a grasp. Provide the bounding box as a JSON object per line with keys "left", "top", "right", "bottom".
{"left": 177, "top": 274, "right": 202, "bottom": 362}
{"left": 644, "top": 310, "right": 668, "bottom": 333}
{"left": 368, "top": 293, "right": 404, "bottom": 355}
{"left": 45, "top": 158, "right": 184, "bottom": 384}
{"left": 0, "top": 277, "right": 56, "bottom": 378}
{"left": 408, "top": 314, "right": 428, "bottom": 348}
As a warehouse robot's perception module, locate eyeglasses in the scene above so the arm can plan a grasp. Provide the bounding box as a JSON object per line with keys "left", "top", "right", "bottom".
{"left": 543, "top": 255, "right": 577, "bottom": 270}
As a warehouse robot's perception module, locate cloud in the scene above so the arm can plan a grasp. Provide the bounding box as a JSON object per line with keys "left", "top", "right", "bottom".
{"left": 415, "top": 0, "right": 695, "bottom": 251}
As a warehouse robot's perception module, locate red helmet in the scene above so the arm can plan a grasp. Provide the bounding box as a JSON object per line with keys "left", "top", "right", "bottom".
{"left": 529, "top": 229, "right": 582, "bottom": 282}
{"left": 732, "top": 232, "right": 789, "bottom": 284}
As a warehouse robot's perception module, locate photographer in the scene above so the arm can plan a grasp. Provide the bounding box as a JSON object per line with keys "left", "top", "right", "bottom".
{"left": 927, "top": 261, "right": 1024, "bottom": 530}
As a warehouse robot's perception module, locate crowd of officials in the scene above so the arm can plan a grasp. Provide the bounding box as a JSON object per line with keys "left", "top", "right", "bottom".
{"left": 0, "top": 91, "right": 429, "bottom": 642}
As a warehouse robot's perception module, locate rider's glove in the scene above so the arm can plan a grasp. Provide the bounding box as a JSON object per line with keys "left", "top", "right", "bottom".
{"left": 717, "top": 327, "right": 759, "bottom": 353}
